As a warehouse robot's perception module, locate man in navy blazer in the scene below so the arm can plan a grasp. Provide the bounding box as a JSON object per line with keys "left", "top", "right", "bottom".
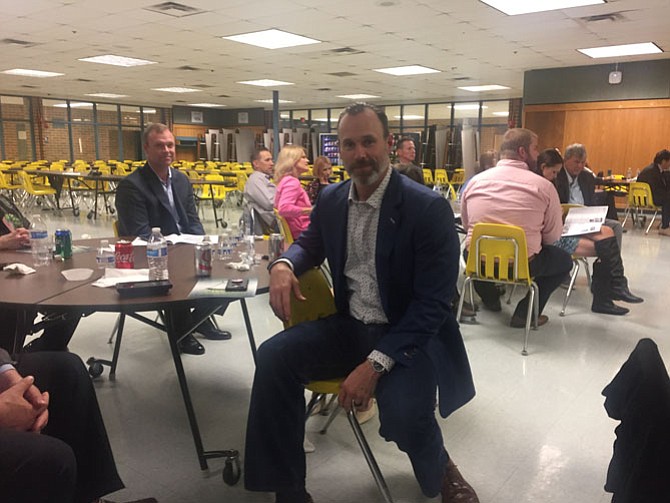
{"left": 244, "top": 104, "right": 477, "bottom": 503}
{"left": 115, "top": 123, "right": 231, "bottom": 355}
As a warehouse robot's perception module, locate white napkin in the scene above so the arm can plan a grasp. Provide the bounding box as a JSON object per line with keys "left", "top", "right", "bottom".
{"left": 226, "top": 261, "right": 251, "bottom": 271}
{"left": 91, "top": 268, "right": 150, "bottom": 288}
{"left": 3, "top": 263, "right": 36, "bottom": 275}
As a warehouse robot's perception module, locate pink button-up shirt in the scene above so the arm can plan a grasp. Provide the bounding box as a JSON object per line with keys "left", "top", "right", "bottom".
{"left": 275, "top": 175, "right": 312, "bottom": 240}
{"left": 461, "top": 159, "right": 563, "bottom": 256}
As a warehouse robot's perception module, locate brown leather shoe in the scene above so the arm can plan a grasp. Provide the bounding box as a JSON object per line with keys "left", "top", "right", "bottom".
{"left": 510, "top": 314, "right": 548, "bottom": 328}
{"left": 442, "top": 459, "right": 479, "bottom": 502}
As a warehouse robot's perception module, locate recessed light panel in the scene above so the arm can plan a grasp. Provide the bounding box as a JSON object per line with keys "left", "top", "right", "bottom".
{"left": 85, "top": 93, "right": 128, "bottom": 98}
{"left": 2, "top": 68, "right": 63, "bottom": 78}
{"left": 79, "top": 55, "right": 157, "bottom": 67}
{"left": 479, "top": 0, "right": 604, "bottom": 15}
{"left": 394, "top": 115, "right": 424, "bottom": 120}
{"left": 223, "top": 29, "right": 321, "bottom": 50}
{"left": 239, "top": 79, "right": 294, "bottom": 87}
{"left": 336, "top": 94, "right": 381, "bottom": 99}
{"left": 578, "top": 42, "right": 663, "bottom": 58}
{"left": 189, "top": 103, "right": 227, "bottom": 108}
{"left": 374, "top": 65, "right": 440, "bottom": 76}
{"left": 458, "top": 85, "right": 510, "bottom": 92}
{"left": 152, "top": 87, "right": 201, "bottom": 93}
{"left": 255, "top": 99, "right": 295, "bottom": 104}
{"left": 492, "top": 111, "right": 510, "bottom": 116}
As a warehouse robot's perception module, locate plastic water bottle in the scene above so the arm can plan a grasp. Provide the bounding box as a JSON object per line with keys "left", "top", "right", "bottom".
{"left": 146, "top": 227, "right": 169, "bottom": 280}
{"left": 29, "top": 214, "right": 51, "bottom": 267}
{"left": 96, "top": 239, "right": 115, "bottom": 269}
{"left": 626, "top": 167, "right": 633, "bottom": 180}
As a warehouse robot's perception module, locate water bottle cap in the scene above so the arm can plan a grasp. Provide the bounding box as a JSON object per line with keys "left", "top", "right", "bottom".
{"left": 152, "top": 227, "right": 161, "bottom": 233}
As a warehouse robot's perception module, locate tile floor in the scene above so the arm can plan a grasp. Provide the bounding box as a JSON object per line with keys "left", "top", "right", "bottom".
{"left": 24, "top": 202, "right": 670, "bottom": 503}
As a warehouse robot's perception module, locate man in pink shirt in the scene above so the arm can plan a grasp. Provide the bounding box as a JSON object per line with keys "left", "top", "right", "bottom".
{"left": 461, "top": 128, "right": 572, "bottom": 328}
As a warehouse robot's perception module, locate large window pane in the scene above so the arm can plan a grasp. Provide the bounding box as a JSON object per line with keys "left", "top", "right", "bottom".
{"left": 98, "top": 125, "right": 121, "bottom": 161}
{"left": 70, "top": 101, "right": 94, "bottom": 123}
{"left": 71, "top": 124, "right": 96, "bottom": 161}
{"left": 427, "top": 104, "right": 452, "bottom": 127}
{"left": 1, "top": 96, "right": 30, "bottom": 120}
{"left": 142, "top": 106, "right": 161, "bottom": 125}
{"left": 121, "top": 106, "right": 141, "bottom": 126}
{"left": 121, "top": 127, "right": 142, "bottom": 161}
{"left": 480, "top": 100, "right": 509, "bottom": 154}
{"left": 42, "top": 99, "right": 68, "bottom": 122}
{"left": 97, "top": 104, "right": 119, "bottom": 125}
{"left": 310, "top": 109, "right": 331, "bottom": 133}
{"left": 2, "top": 121, "right": 33, "bottom": 160}
{"left": 385, "top": 106, "right": 401, "bottom": 129}
{"left": 453, "top": 102, "right": 481, "bottom": 126}
{"left": 292, "top": 109, "right": 309, "bottom": 129}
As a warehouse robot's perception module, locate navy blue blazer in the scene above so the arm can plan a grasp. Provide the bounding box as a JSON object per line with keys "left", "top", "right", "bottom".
{"left": 284, "top": 169, "right": 475, "bottom": 418}
{"left": 115, "top": 163, "right": 204, "bottom": 238}
{"left": 555, "top": 167, "right": 597, "bottom": 205}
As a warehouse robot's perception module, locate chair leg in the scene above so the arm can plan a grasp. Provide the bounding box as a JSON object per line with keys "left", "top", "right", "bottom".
{"left": 560, "top": 261, "right": 580, "bottom": 317}
{"left": 506, "top": 284, "right": 516, "bottom": 304}
{"left": 346, "top": 410, "right": 394, "bottom": 503}
{"left": 319, "top": 402, "right": 342, "bottom": 435}
{"left": 521, "top": 284, "right": 538, "bottom": 356}
{"left": 645, "top": 210, "right": 658, "bottom": 234}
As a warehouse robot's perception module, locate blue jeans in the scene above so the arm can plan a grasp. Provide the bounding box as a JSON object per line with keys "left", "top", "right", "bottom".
{"left": 244, "top": 313, "right": 449, "bottom": 497}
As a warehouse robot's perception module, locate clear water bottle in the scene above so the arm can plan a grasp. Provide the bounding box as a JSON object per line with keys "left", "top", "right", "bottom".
{"left": 626, "top": 167, "right": 633, "bottom": 180}
{"left": 146, "top": 227, "right": 169, "bottom": 280}
{"left": 96, "top": 239, "right": 115, "bottom": 269}
{"left": 29, "top": 214, "right": 51, "bottom": 267}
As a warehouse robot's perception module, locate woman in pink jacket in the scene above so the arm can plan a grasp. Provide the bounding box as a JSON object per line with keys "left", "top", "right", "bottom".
{"left": 274, "top": 145, "right": 312, "bottom": 240}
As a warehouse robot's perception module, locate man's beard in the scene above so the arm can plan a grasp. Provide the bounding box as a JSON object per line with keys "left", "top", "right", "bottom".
{"left": 346, "top": 158, "right": 387, "bottom": 186}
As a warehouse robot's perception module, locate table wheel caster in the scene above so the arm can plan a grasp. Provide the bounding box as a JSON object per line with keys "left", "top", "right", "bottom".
{"left": 86, "top": 357, "right": 104, "bottom": 378}
{"left": 221, "top": 221, "right": 227, "bottom": 228}
{"left": 87, "top": 211, "right": 95, "bottom": 220}
{"left": 73, "top": 208, "right": 80, "bottom": 217}
{"left": 109, "top": 207, "right": 115, "bottom": 214}
{"left": 222, "top": 450, "right": 240, "bottom": 485}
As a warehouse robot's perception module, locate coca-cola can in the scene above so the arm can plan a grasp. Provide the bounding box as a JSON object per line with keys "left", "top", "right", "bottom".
{"left": 194, "top": 241, "right": 212, "bottom": 277}
{"left": 268, "top": 233, "right": 284, "bottom": 262}
{"left": 114, "top": 240, "right": 134, "bottom": 269}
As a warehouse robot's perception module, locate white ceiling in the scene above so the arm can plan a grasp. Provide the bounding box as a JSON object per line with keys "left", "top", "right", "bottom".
{"left": 0, "top": 0, "right": 668, "bottom": 110}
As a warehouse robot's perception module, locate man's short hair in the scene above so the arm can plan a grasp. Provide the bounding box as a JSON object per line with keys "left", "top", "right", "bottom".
{"left": 396, "top": 137, "right": 415, "bottom": 151}
{"left": 142, "top": 123, "right": 171, "bottom": 145}
{"left": 564, "top": 143, "right": 587, "bottom": 161}
{"left": 337, "top": 103, "right": 390, "bottom": 138}
{"left": 251, "top": 147, "right": 271, "bottom": 164}
{"left": 653, "top": 149, "right": 670, "bottom": 166}
{"left": 499, "top": 128, "right": 538, "bottom": 160}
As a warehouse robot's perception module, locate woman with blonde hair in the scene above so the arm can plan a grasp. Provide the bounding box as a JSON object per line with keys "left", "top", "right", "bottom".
{"left": 306, "top": 156, "right": 332, "bottom": 204}
{"left": 274, "top": 145, "right": 312, "bottom": 240}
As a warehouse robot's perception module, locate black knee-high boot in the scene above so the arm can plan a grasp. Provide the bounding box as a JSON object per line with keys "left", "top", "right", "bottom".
{"left": 591, "top": 260, "right": 629, "bottom": 316}
{"left": 594, "top": 237, "right": 643, "bottom": 304}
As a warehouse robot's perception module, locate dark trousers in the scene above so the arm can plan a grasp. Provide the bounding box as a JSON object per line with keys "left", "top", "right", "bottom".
{"left": 244, "top": 314, "right": 448, "bottom": 498}
{"left": 0, "top": 352, "right": 123, "bottom": 503}
{"left": 0, "top": 309, "right": 81, "bottom": 354}
{"left": 473, "top": 244, "right": 573, "bottom": 317}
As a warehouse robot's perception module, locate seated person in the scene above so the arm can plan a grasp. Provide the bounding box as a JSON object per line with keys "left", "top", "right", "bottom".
{"left": 306, "top": 156, "right": 332, "bottom": 204}
{"left": 273, "top": 145, "right": 312, "bottom": 240}
{"left": 115, "top": 123, "right": 231, "bottom": 356}
{"left": 461, "top": 128, "right": 573, "bottom": 327}
{"left": 538, "top": 149, "right": 643, "bottom": 315}
{"left": 0, "top": 347, "right": 155, "bottom": 503}
{"left": 392, "top": 137, "right": 423, "bottom": 184}
{"left": 0, "top": 202, "right": 80, "bottom": 354}
{"left": 555, "top": 143, "right": 623, "bottom": 248}
{"left": 637, "top": 149, "right": 670, "bottom": 236}
{"left": 244, "top": 147, "right": 279, "bottom": 234}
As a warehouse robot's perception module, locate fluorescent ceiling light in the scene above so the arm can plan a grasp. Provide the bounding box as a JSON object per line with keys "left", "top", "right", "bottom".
{"left": 143, "top": 109, "right": 156, "bottom": 114}
{"left": 189, "top": 103, "right": 227, "bottom": 108}
{"left": 152, "top": 87, "right": 201, "bottom": 93}
{"left": 239, "top": 79, "right": 294, "bottom": 87}
{"left": 312, "top": 118, "right": 338, "bottom": 122}
{"left": 53, "top": 102, "right": 93, "bottom": 108}
{"left": 479, "top": 0, "right": 604, "bottom": 15}
{"left": 85, "top": 93, "right": 128, "bottom": 98}
{"left": 374, "top": 65, "right": 440, "bottom": 76}
{"left": 337, "top": 94, "right": 380, "bottom": 100}
{"left": 2, "top": 68, "right": 63, "bottom": 78}
{"left": 578, "top": 42, "right": 663, "bottom": 58}
{"left": 394, "top": 115, "right": 424, "bottom": 120}
{"left": 78, "top": 55, "right": 157, "bottom": 67}
{"left": 223, "top": 29, "right": 321, "bottom": 50}
{"left": 256, "top": 99, "right": 295, "bottom": 104}
{"left": 492, "top": 111, "right": 510, "bottom": 116}
{"left": 458, "top": 85, "right": 510, "bottom": 92}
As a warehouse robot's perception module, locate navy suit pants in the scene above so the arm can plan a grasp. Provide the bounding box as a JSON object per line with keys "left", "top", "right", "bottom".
{"left": 244, "top": 313, "right": 449, "bottom": 498}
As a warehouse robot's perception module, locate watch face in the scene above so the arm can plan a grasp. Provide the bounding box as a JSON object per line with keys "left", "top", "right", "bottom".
{"left": 371, "top": 360, "right": 385, "bottom": 373}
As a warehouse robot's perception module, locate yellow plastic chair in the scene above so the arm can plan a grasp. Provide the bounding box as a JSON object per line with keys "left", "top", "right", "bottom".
{"left": 19, "top": 170, "right": 57, "bottom": 211}
{"left": 449, "top": 170, "right": 465, "bottom": 194}
{"left": 284, "top": 268, "right": 393, "bottom": 503}
{"left": 274, "top": 208, "right": 294, "bottom": 245}
{"left": 456, "top": 223, "right": 539, "bottom": 355}
{"left": 0, "top": 169, "right": 23, "bottom": 198}
{"left": 422, "top": 168, "right": 434, "bottom": 186}
{"left": 622, "top": 181, "right": 662, "bottom": 234}
{"left": 558, "top": 204, "right": 592, "bottom": 317}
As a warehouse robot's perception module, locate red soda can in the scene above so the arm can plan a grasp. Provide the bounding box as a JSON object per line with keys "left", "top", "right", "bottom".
{"left": 114, "top": 240, "right": 134, "bottom": 269}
